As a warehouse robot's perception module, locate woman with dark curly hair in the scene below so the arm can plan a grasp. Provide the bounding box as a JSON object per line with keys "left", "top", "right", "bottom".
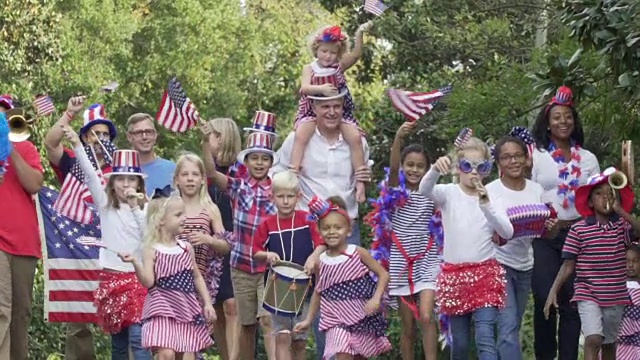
{"left": 530, "top": 86, "right": 601, "bottom": 360}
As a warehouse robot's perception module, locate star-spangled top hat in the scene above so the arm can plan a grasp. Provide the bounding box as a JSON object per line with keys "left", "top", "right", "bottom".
{"left": 80, "top": 104, "right": 117, "bottom": 141}
{"left": 104, "top": 150, "right": 147, "bottom": 178}
{"left": 0, "top": 94, "right": 14, "bottom": 110}
{"left": 237, "top": 132, "right": 280, "bottom": 165}
{"left": 307, "top": 71, "right": 348, "bottom": 101}
{"left": 575, "top": 167, "right": 634, "bottom": 217}
{"left": 243, "top": 110, "right": 278, "bottom": 136}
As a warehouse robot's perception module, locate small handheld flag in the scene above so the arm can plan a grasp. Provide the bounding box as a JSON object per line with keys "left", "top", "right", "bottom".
{"left": 156, "top": 77, "right": 201, "bottom": 133}
{"left": 364, "top": 0, "right": 388, "bottom": 16}
{"left": 34, "top": 95, "right": 56, "bottom": 117}
{"left": 387, "top": 85, "right": 452, "bottom": 122}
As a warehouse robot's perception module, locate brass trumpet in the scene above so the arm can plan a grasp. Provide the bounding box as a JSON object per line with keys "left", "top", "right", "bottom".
{"left": 605, "top": 170, "right": 628, "bottom": 211}
{"left": 6, "top": 108, "right": 34, "bottom": 142}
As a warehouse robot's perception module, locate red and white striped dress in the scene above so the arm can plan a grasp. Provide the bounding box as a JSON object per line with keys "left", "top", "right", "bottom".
{"left": 316, "top": 244, "right": 391, "bottom": 359}
{"left": 617, "top": 281, "right": 640, "bottom": 359}
{"left": 141, "top": 240, "right": 213, "bottom": 352}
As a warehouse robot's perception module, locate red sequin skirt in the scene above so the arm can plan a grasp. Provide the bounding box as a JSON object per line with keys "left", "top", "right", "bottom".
{"left": 436, "top": 258, "right": 506, "bottom": 316}
{"left": 94, "top": 270, "right": 147, "bottom": 334}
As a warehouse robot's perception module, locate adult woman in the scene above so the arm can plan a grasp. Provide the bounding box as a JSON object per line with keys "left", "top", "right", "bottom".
{"left": 530, "top": 86, "right": 600, "bottom": 360}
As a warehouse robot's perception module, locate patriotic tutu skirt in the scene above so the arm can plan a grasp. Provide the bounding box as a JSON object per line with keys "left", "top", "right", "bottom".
{"left": 94, "top": 270, "right": 147, "bottom": 334}
{"left": 436, "top": 258, "right": 506, "bottom": 316}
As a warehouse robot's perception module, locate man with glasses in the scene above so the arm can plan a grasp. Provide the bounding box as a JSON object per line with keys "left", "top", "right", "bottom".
{"left": 125, "top": 113, "right": 175, "bottom": 195}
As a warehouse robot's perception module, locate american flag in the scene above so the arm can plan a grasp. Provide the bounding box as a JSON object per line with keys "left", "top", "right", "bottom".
{"left": 617, "top": 285, "right": 640, "bottom": 358}
{"left": 53, "top": 146, "right": 105, "bottom": 224}
{"left": 156, "top": 77, "right": 200, "bottom": 133}
{"left": 364, "top": 0, "right": 388, "bottom": 16}
{"left": 38, "top": 187, "right": 101, "bottom": 323}
{"left": 387, "top": 85, "right": 453, "bottom": 122}
{"left": 33, "top": 95, "right": 56, "bottom": 117}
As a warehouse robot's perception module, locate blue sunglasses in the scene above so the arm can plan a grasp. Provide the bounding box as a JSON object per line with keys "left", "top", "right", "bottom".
{"left": 458, "top": 159, "right": 493, "bottom": 175}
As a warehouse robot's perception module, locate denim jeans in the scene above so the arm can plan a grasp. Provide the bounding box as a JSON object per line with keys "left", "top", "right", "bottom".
{"left": 497, "top": 266, "right": 532, "bottom": 360}
{"left": 312, "top": 223, "right": 361, "bottom": 359}
{"left": 450, "top": 306, "right": 498, "bottom": 360}
{"left": 111, "top": 323, "right": 151, "bottom": 360}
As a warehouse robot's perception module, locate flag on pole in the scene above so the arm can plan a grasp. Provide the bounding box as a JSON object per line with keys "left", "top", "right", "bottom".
{"left": 156, "top": 77, "right": 200, "bottom": 133}
{"left": 53, "top": 147, "right": 105, "bottom": 224}
{"left": 33, "top": 95, "right": 56, "bottom": 117}
{"left": 364, "top": 0, "right": 388, "bottom": 16}
{"left": 387, "top": 85, "right": 453, "bottom": 122}
{"left": 38, "top": 187, "right": 101, "bottom": 323}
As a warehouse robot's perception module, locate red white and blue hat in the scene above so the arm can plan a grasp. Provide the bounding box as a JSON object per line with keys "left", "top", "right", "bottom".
{"left": 243, "top": 110, "right": 278, "bottom": 136}
{"left": 307, "top": 195, "right": 349, "bottom": 222}
{"left": 575, "top": 167, "right": 634, "bottom": 217}
{"left": 545, "top": 86, "right": 575, "bottom": 115}
{"left": 237, "top": 132, "right": 279, "bottom": 165}
{"left": 80, "top": 104, "right": 117, "bottom": 140}
{"left": 0, "top": 94, "right": 14, "bottom": 110}
{"left": 307, "top": 71, "right": 348, "bottom": 101}
{"left": 104, "top": 150, "right": 147, "bottom": 178}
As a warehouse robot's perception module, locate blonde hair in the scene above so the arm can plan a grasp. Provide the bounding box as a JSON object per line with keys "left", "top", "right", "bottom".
{"left": 173, "top": 153, "right": 220, "bottom": 217}
{"left": 106, "top": 175, "right": 146, "bottom": 210}
{"left": 448, "top": 137, "right": 492, "bottom": 178}
{"left": 308, "top": 25, "right": 350, "bottom": 60}
{"left": 207, "top": 118, "right": 241, "bottom": 167}
{"left": 144, "top": 195, "right": 183, "bottom": 245}
{"left": 272, "top": 171, "right": 300, "bottom": 193}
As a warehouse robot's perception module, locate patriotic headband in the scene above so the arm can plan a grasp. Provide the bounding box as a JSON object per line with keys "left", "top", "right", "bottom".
{"left": 152, "top": 185, "right": 173, "bottom": 199}
{"left": 545, "top": 86, "right": 574, "bottom": 115}
{"left": 317, "top": 26, "right": 346, "bottom": 42}
{"left": 307, "top": 196, "right": 349, "bottom": 222}
{"left": 454, "top": 128, "right": 473, "bottom": 148}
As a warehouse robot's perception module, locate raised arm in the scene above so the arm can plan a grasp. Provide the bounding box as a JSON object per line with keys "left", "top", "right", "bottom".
{"left": 388, "top": 122, "right": 415, "bottom": 187}
{"left": 201, "top": 129, "right": 229, "bottom": 191}
{"left": 339, "top": 21, "right": 372, "bottom": 71}
{"left": 44, "top": 96, "right": 86, "bottom": 167}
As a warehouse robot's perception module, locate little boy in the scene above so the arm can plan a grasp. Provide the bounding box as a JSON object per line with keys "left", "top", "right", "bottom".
{"left": 544, "top": 168, "right": 640, "bottom": 360}
{"left": 206, "top": 132, "right": 279, "bottom": 360}
{"left": 253, "top": 171, "right": 325, "bottom": 360}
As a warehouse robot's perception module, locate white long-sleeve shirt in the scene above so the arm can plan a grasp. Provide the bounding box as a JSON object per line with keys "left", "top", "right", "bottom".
{"left": 418, "top": 168, "right": 513, "bottom": 264}
{"left": 73, "top": 144, "right": 146, "bottom": 272}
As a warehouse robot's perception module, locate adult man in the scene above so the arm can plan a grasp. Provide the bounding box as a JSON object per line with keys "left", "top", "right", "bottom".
{"left": 44, "top": 97, "right": 118, "bottom": 360}
{"left": 273, "top": 94, "right": 372, "bottom": 358}
{"left": 0, "top": 108, "right": 44, "bottom": 360}
{"left": 125, "top": 113, "right": 175, "bottom": 195}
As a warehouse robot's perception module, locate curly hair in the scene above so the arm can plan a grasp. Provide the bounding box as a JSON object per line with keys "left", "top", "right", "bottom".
{"left": 307, "top": 25, "right": 350, "bottom": 60}
{"left": 531, "top": 104, "right": 584, "bottom": 150}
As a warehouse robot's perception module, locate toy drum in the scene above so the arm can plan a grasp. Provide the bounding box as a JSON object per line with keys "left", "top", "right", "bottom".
{"left": 263, "top": 261, "right": 311, "bottom": 317}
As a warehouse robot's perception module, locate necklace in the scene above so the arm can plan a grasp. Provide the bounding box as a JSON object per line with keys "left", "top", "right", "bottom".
{"left": 276, "top": 212, "right": 295, "bottom": 262}
{"left": 548, "top": 141, "right": 582, "bottom": 209}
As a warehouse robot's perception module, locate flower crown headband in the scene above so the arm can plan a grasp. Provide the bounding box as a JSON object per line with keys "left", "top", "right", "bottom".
{"left": 316, "top": 26, "right": 346, "bottom": 43}
{"left": 307, "top": 195, "right": 349, "bottom": 222}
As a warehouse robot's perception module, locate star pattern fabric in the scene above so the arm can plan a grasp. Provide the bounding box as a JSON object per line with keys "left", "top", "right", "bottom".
{"left": 321, "top": 276, "right": 376, "bottom": 302}
{"left": 156, "top": 269, "right": 196, "bottom": 293}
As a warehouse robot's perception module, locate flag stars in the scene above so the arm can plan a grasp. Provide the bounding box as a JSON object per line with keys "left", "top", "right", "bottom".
{"left": 55, "top": 243, "right": 61, "bottom": 248}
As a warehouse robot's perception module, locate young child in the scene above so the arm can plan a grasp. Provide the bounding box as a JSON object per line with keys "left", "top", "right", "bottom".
{"left": 544, "top": 167, "right": 640, "bottom": 360}
{"left": 294, "top": 196, "right": 391, "bottom": 359}
{"left": 201, "top": 117, "right": 243, "bottom": 360}
{"left": 206, "top": 131, "right": 278, "bottom": 360}
{"left": 173, "top": 153, "right": 236, "bottom": 359}
{"left": 368, "top": 121, "right": 440, "bottom": 360}
{"left": 617, "top": 244, "right": 640, "bottom": 359}
{"left": 290, "top": 22, "right": 372, "bottom": 203}
{"left": 418, "top": 130, "right": 514, "bottom": 359}
{"left": 119, "top": 191, "right": 216, "bottom": 358}
{"left": 252, "top": 171, "right": 326, "bottom": 360}
{"left": 61, "top": 125, "right": 151, "bottom": 359}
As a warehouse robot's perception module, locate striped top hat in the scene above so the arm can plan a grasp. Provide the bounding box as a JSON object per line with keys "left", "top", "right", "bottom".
{"left": 237, "top": 132, "right": 280, "bottom": 165}
{"left": 307, "top": 70, "right": 348, "bottom": 101}
{"left": 545, "top": 86, "right": 575, "bottom": 115}
{"left": 80, "top": 103, "right": 117, "bottom": 141}
{"left": 243, "top": 110, "right": 278, "bottom": 136}
{"left": 105, "top": 150, "right": 147, "bottom": 178}
{"left": 0, "top": 94, "right": 14, "bottom": 110}
{"left": 307, "top": 195, "right": 349, "bottom": 222}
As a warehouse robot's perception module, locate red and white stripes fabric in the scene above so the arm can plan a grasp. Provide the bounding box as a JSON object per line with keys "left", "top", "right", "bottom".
{"left": 387, "top": 87, "right": 450, "bottom": 122}
{"left": 141, "top": 317, "right": 212, "bottom": 352}
{"left": 156, "top": 77, "right": 200, "bottom": 133}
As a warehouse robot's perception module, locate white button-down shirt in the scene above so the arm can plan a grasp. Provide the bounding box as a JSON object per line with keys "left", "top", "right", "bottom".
{"left": 273, "top": 128, "right": 370, "bottom": 219}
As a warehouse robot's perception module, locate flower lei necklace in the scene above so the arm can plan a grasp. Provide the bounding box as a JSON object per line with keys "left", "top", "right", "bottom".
{"left": 548, "top": 141, "right": 582, "bottom": 208}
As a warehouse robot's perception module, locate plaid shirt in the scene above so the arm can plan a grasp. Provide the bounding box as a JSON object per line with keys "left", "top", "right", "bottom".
{"left": 227, "top": 175, "right": 276, "bottom": 273}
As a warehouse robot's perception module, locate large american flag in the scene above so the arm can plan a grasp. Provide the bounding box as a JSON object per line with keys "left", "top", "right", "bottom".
{"left": 33, "top": 95, "right": 56, "bottom": 117}
{"left": 364, "top": 0, "right": 388, "bottom": 16}
{"left": 53, "top": 147, "right": 105, "bottom": 224}
{"left": 38, "top": 187, "right": 101, "bottom": 323}
{"left": 387, "top": 85, "right": 453, "bottom": 122}
{"left": 156, "top": 77, "right": 200, "bottom": 133}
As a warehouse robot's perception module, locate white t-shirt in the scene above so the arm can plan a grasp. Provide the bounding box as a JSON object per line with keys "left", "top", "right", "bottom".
{"left": 531, "top": 147, "right": 600, "bottom": 220}
{"left": 418, "top": 169, "right": 513, "bottom": 264}
{"left": 486, "top": 179, "right": 545, "bottom": 271}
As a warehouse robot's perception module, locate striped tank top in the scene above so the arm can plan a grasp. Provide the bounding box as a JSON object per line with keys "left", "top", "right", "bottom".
{"left": 181, "top": 210, "right": 213, "bottom": 276}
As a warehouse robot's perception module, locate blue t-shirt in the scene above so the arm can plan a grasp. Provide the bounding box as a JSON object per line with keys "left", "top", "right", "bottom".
{"left": 141, "top": 157, "right": 176, "bottom": 196}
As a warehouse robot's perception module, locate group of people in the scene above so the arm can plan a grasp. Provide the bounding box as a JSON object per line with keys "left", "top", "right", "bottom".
{"left": 1, "top": 22, "right": 640, "bottom": 360}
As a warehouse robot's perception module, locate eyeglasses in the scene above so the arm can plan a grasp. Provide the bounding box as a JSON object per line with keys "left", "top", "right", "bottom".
{"left": 458, "top": 159, "right": 492, "bottom": 175}
{"left": 129, "top": 129, "right": 156, "bottom": 137}
{"left": 498, "top": 153, "right": 526, "bottom": 163}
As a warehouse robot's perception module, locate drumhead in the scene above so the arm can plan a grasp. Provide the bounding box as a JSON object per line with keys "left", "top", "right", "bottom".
{"left": 272, "top": 265, "right": 309, "bottom": 280}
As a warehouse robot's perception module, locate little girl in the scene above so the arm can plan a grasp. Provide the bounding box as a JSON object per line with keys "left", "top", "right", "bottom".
{"left": 291, "top": 22, "right": 372, "bottom": 203}
{"left": 368, "top": 121, "right": 440, "bottom": 360}
{"left": 295, "top": 196, "right": 391, "bottom": 359}
{"left": 419, "top": 131, "right": 513, "bottom": 359}
{"left": 617, "top": 244, "right": 640, "bottom": 359}
{"left": 120, "top": 191, "right": 216, "bottom": 358}
{"left": 61, "top": 125, "right": 151, "bottom": 359}
{"left": 173, "top": 153, "right": 236, "bottom": 359}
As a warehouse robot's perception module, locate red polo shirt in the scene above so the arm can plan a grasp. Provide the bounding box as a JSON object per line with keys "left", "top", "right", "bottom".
{"left": 0, "top": 141, "right": 44, "bottom": 258}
